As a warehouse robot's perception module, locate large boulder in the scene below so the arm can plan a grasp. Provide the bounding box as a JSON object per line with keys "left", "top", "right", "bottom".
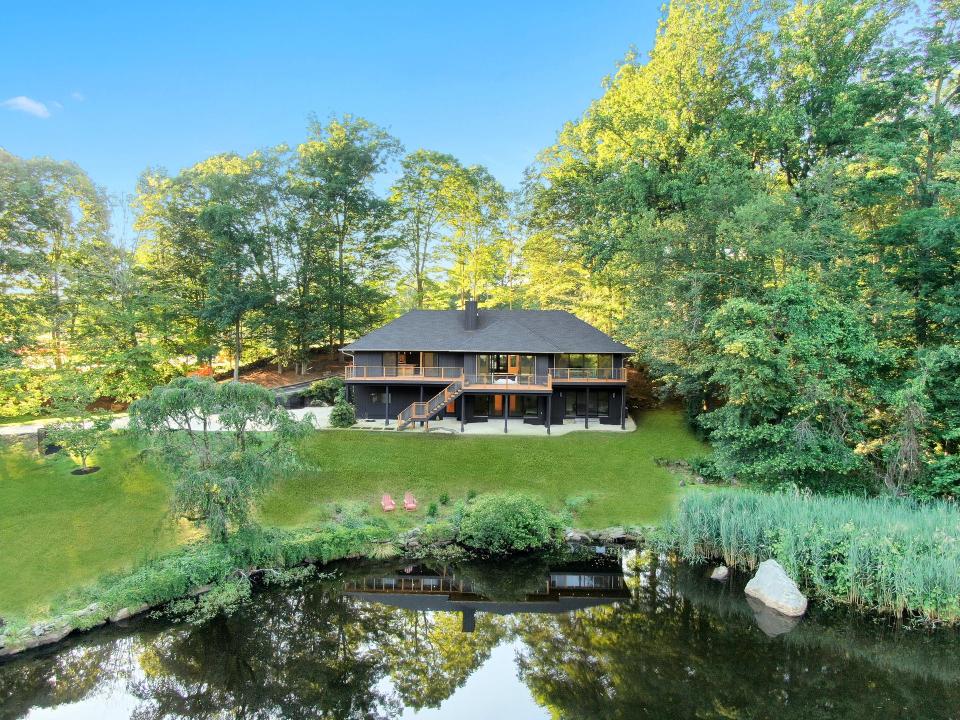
{"left": 744, "top": 559, "right": 808, "bottom": 617}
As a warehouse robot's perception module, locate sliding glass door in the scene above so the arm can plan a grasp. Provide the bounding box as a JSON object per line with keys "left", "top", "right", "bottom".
{"left": 563, "top": 391, "right": 610, "bottom": 418}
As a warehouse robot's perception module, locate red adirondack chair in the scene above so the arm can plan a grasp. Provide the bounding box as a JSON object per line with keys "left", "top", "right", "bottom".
{"left": 381, "top": 494, "right": 396, "bottom": 512}
{"left": 403, "top": 492, "right": 417, "bottom": 511}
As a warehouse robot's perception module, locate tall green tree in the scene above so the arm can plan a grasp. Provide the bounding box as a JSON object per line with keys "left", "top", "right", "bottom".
{"left": 297, "top": 115, "right": 401, "bottom": 344}
{"left": 431, "top": 164, "right": 512, "bottom": 308}
{"left": 0, "top": 149, "right": 110, "bottom": 369}
{"left": 389, "top": 149, "right": 462, "bottom": 308}
{"left": 697, "top": 276, "right": 878, "bottom": 489}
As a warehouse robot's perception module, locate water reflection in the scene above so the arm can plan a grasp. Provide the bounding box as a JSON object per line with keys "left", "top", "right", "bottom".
{"left": 1, "top": 552, "right": 959, "bottom": 720}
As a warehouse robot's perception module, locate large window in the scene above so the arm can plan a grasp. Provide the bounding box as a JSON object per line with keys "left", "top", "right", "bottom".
{"left": 476, "top": 354, "right": 535, "bottom": 376}
{"left": 507, "top": 395, "right": 538, "bottom": 417}
{"left": 563, "top": 390, "right": 611, "bottom": 417}
{"left": 519, "top": 355, "right": 535, "bottom": 375}
{"left": 556, "top": 354, "right": 613, "bottom": 370}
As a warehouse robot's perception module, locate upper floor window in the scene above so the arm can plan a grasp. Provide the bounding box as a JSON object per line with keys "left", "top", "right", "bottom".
{"left": 555, "top": 354, "right": 613, "bottom": 370}
{"left": 477, "top": 354, "right": 535, "bottom": 375}
{"left": 383, "top": 351, "right": 423, "bottom": 367}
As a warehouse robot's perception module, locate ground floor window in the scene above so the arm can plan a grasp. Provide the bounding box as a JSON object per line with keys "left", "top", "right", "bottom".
{"left": 564, "top": 390, "right": 612, "bottom": 417}
{"left": 473, "top": 395, "right": 490, "bottom": 416}
{"left": 370, "top": 390, "right": 391, "bottom": 405}
{"left": 471, "top": 394, "right": 541, "bottom": 418}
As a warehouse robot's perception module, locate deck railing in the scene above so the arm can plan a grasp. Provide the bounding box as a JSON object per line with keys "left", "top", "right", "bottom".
{"left": 348, "top": 365, "right": 626, "bottom": 382}
{"left": 549, "top": 367, "right": 626, "bottom": 381}
{"left": 397, "top": 402, "right": 427, "bottom": 425}
{"left": 346, "top": 365, "right": 463, "bottom": 380}
{"left": 464, "top": 373, "right": 551, "bottom": 389}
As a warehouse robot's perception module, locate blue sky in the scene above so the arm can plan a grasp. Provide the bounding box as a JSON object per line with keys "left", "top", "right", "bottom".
{"left": 2, "top": 1, "right": 660, "bottom": 241}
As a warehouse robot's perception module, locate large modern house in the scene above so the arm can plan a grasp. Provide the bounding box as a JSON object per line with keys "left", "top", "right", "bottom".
{"left": 341, "top": 301, "right": 633, "bottom": 432}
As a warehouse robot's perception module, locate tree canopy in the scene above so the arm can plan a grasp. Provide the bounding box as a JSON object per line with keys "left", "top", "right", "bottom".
{"left": 2, "top": 0, "right": 959, "bottom": 497}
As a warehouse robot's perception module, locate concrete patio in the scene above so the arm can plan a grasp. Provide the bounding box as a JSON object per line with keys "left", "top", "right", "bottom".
{"left": 351, "top": 415, "right": 636, "bottom": 435}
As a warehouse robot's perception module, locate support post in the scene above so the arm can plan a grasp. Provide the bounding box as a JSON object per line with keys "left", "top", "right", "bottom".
{"left": 460, "top": 396, "right": 465, "bottom": 433}
{"left": 620, "top": 388, "right": 627, "bottom": 430}
{"left": 503, "top": 394, "right": 508, "bottom": 433}
{"left": 385, "top": 385, "right": 390, "bottom": 427}
{"left": 419, "top": 385, "right": 424, "bottom": 427}
{"left": 546, "top": 394, "right": 551, "bottom": 435}
{"left": 585, "top": 387, "right": 589, "bottom": 429}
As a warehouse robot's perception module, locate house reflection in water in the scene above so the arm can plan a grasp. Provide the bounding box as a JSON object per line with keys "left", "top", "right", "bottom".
{"left": 343, "top": 557, "right": 630, "bottom": 632}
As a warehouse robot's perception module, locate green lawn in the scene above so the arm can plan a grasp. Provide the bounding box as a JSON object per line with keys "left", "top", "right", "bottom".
{"left": 0, "top": 409, "right": 706, "bottom": 619}
{"left": 0, "top": 411, "right": 125, "bottom": 428}
{"left": 0, "top": 435, "right": 178, "bottom": 618}
{"left": 261, "top": 409, "right": 708, "bottom": 530}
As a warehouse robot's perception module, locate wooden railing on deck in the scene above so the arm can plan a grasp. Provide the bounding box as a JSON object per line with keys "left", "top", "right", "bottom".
{"left": 346, "top": 365, "right": 463, "bottom": 380}
{"left": 463, "top": 373, "right": 551, "bottom": 390}
{"left": 549, "top": 368, "right": 626, "bottom": 381}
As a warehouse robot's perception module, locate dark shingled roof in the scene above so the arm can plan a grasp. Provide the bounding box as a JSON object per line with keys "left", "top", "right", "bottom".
{"left": 342, "top": 309, "right": 634, "bottom": 353}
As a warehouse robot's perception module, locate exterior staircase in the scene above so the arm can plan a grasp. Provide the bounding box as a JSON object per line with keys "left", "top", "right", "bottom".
{"left": 396, "top": 378, "right": 465, "bottom": 430}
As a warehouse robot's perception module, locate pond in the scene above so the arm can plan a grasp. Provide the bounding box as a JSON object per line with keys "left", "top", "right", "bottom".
{"left": 2, "top": 550, "right": 959, "bottom": 719}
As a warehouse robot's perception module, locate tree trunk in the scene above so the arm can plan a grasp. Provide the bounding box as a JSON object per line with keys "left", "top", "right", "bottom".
{"left": 338, "top": 234, "right": 345, "bottom": 346}
{"left": 234, "top": 318, "right": 241, "bottom": 381}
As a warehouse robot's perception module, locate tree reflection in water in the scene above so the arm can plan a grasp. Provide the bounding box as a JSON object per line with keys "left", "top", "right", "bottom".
{"left": 514, "top": 553, "right": 960, "bottom": 720}
{"left": 1, "top": 554, "right": 959, "bottom": 720}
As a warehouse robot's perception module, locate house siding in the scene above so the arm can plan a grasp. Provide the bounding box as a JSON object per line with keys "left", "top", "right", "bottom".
{"left": 343, "top": 348, "right": 628, "bottom": 429}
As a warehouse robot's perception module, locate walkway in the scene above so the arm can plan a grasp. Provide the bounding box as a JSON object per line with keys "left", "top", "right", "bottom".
{"left": 2, "top": 408, "right": 634, "bottom": 437}
{"left": 0, "top": 407, "right": 334, "bottom": 436}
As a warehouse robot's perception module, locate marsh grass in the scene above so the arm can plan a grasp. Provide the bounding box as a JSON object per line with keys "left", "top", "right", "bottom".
{"left": 657, "top": 489, "right": 960, "bottom": 623}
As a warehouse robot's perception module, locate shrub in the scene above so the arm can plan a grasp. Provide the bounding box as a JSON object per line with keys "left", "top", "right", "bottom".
{"left": 439, "top": 492, "right": 450, "bottom": 505}
{"left": 421, "top": 520, "right": 456, "bottom": 545}
{"left": 309, "top": 376, "right": 345, "bottom": 405}
{"left": 654, "top": 489, "right": 960, "bottom": 624}
{"left": 688, "top": 455, "right": 723, "bottom": 482}
{"left": 457, "top": 493, "right": 563, "bottom": 555}
{"left": 329, "top": 389, "right": 356, "bottom": 428}
{"left": 0, "top": 366, "right": 50, "bottom": 418}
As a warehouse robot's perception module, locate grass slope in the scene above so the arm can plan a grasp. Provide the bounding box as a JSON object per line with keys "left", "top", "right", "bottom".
{"left": 0, "top": 409, "right": 705, "bottom": 619}
{"left": 0, "top": 435, "right": 177, "bottom": 617}
{"left": 261, "top": 409, "right": 708, "bottom": 530}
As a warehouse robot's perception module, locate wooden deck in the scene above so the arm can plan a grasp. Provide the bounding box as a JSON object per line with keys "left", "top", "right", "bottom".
{"left": 345, "top": 366, "right": 462, "bottom": 382}
{"left": 346, "top": 366, "right": 626, "bottom": 384}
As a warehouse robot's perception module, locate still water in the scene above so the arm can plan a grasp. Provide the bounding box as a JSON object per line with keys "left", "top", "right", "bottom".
{"left": 2, "top": 551, "right": 959, "bottom": 720}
